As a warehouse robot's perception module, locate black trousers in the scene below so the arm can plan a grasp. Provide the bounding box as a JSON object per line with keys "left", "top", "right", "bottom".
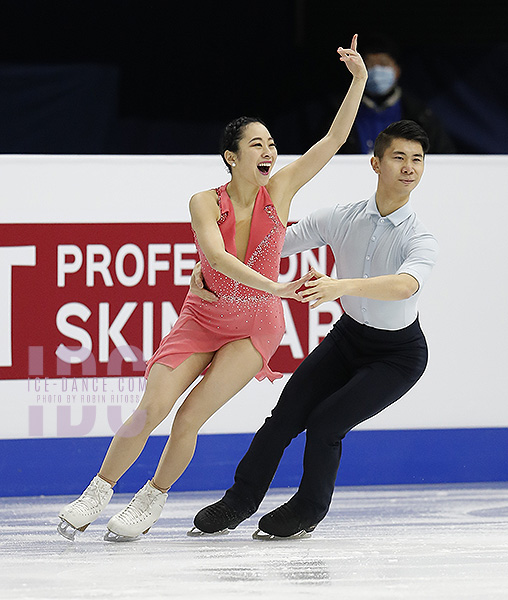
{"left": 224, "top": 313, "right": 429, "bottom": 523}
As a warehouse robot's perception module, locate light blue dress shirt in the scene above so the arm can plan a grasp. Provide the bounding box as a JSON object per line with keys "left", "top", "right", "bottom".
{"left": 282, "top": 195, "right": 438, "bottom": 331}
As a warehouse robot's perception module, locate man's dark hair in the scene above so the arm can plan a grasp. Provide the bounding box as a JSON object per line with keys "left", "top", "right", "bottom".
{"left": 374, "top": 120, "right": 430, "bottom": 159}
{"left": 220, "top": 116, "right": 267, "bottom": 173}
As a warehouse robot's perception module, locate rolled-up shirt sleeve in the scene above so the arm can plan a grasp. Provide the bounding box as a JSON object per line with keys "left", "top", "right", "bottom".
{"left": 397, "top": 231, "right": 439, "bottom": 291}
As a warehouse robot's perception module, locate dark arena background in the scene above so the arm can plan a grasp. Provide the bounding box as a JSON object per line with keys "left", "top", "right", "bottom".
{"left": 1, "top": 0, "right": 507, "bottom": 155}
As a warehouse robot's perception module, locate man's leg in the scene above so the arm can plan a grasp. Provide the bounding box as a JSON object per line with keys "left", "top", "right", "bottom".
{"left": 260, "top": 320, "right": 429, "bottom": 535}
{"left": 299, "top": 360, "right": 425, "bottom": 520}
{"left": 224, "top": 331, "right": 354, "bottom": 512}
{"left": 192, "top": 329, "right": 354, "bottom": 533}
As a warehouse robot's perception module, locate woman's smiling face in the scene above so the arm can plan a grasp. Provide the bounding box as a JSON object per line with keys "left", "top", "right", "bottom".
{"left": 232, "top": 122, "right": 277, "bottom": 184}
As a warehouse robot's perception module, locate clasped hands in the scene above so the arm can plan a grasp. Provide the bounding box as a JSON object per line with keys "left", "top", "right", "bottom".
{"left": 190, "top": 263, "right": 345, "bottom": 309}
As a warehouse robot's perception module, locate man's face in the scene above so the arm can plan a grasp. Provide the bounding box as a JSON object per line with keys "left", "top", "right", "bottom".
{"left": 371, "top": 138, "right": 425, "bottom": 196}
{"left": 365, "top": 52, "right": 400, "bottom": 75}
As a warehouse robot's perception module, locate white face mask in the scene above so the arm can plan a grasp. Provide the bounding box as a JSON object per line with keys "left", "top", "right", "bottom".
{"left": 366, "top": 65, "right": 397, "bottom": 96}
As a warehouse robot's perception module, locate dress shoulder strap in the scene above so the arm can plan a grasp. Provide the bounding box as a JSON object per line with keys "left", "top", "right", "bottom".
{"left": 215, "top": 184, "right": 230, "bottom": 225}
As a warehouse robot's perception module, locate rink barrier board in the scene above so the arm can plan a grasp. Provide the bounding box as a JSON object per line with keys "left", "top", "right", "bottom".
{"left": 1, "top": 427, "right": 507, "bottom": 497}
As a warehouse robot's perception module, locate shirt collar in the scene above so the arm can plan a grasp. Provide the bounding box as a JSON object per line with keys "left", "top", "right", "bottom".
{"left": 366, "top": 194, "right": 414, "bottom": 226}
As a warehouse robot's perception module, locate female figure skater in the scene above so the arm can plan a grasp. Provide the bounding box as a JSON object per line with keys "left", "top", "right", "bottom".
{"left": 57, "top": 35, "right": 367, "bottom": 541}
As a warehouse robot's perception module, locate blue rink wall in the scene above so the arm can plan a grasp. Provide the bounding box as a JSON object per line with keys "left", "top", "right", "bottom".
{"left": 1, "top": 428, "right": 507, "bottom": 497}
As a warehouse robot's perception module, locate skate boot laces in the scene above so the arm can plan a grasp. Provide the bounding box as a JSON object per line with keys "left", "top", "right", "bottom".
{"left": 115, "top": 483, "right": 165, "bottom": 525}
{"left": 188, "top": 499, "right": 254, "bottom": 536}
{"left": 203, "top": 501, "right": 238, "bottom": 522}
{"left": 57, "top": 476, "right": 113, "bottom": 540}
{"left": 68, "top": 477, "right": 112, "bottom": 516}
{"left": 254, "top": 501, "right": 317, "bottom": 539}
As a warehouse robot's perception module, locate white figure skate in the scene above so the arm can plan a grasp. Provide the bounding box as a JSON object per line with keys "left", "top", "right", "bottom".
{"left": 104, "top": 481, "right": 167, "bottom": 542}
{"left": 57, "top": 475, "right": 113, "bottom": 541}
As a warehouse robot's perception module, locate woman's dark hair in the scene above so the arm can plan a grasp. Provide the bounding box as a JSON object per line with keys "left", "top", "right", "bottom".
{"left": 220, "top": 116, "right": 267, "bottom": 173}
{"left": 374, "top": 120, "right": 430, "bottom": 158}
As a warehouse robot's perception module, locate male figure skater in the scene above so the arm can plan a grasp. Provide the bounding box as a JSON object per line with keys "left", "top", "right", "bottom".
{"left": 191, "top": 120, "right": 438, "bottom": 539}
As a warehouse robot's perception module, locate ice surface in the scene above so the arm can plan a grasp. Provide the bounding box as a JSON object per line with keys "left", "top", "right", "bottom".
{"left": 1, "top": 484, "right": 507, "bottom": 599}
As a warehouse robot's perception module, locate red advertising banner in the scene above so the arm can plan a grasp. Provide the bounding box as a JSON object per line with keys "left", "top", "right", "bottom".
{"left": 1, "top": 223, "right": 339, "bottom": 381}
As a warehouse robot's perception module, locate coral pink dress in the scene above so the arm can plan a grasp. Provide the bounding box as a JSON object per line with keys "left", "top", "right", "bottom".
{"left": 145, "top": 183, "right": 286, "bottom": 382}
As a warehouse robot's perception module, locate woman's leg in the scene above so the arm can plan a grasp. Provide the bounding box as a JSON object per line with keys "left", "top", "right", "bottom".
{"left": 151, "top": 338, "right": 263, "bottom": 491}
{"left": 98, "top": 353, "right": 214, "bottom": 485}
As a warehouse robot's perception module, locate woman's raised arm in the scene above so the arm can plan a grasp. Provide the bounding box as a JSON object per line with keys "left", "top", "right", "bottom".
{"left": 268, "top": 34, "right": 367, "bottom": 209}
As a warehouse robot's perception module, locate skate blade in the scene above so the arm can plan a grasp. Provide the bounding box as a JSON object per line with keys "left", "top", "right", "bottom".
{"left": 252, "top": 528, "right": 312, "bottom": 540}
{"left": 104, "top": 530, "right": 140, "bottom": 543}
{"left": 57, "top": 519, "right": 89, "bottom": 541}
{"left": 187, "top": 526, "right": 229, "bottom": 537}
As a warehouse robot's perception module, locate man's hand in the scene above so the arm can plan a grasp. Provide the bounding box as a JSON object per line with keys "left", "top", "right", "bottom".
{"left": 299, "top": 268, "right": 420, "bottom": 307}
{"left": 190, "top": 262, "right": 218, "bottom": 302}
{"left": 298, "top": 268, "right": 345, "bottom": 309}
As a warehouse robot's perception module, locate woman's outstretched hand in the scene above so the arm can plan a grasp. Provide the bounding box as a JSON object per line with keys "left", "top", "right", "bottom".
{"left": 190, "top": 261, "right": 314, "bottom": 303}
{"left": 273, "top": 271, "right": 314, "bottom": 301}
{"left": 337, "top": 34, "right": 368, "bottom": 81}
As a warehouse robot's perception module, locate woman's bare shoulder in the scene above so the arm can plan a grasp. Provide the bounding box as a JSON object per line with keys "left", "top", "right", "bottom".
{"left": 189, "top": 189, "right": 220, "bottom": 218}
{"left": 190, "top": 188, "right": 218, "bottom": 202}
{"left": 190, "top": 188, "right": 219, "bottom": 206}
